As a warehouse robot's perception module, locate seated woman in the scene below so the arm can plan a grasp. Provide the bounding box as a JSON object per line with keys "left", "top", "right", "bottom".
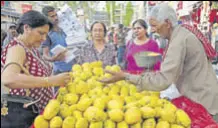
{"left": 124, "top": 19, "right": 161, "bottom": 74}
{"left": 1, "top": 10, "right": 70, "bottom": 127}
{"left": 77, "top": 21, "right": 116, "bottom": 67}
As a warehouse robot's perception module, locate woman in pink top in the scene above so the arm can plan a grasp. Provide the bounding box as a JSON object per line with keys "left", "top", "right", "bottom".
{"left": 124, "top": 19, "right": 161, "bottom": 74}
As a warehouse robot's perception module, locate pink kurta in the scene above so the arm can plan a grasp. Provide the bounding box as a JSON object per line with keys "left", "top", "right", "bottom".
{"left": 125, "top": 39, "right": 161, "bottom": 74}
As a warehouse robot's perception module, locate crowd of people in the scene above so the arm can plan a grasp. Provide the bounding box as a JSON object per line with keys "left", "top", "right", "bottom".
{"left": 1, "top": 3, "right": 218, "bottom": 128}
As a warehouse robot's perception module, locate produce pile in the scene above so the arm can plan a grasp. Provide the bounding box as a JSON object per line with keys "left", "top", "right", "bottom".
{"left": 34, "top": 61, "right": 191, "bottom": 128}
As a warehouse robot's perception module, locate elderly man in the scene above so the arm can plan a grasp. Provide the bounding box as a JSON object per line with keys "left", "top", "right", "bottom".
{"left": 100, "top": 3, "right": 218, "bottom": 122}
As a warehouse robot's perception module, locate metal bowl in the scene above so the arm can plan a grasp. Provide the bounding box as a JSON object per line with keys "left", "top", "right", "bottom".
{"left": 134, "top": 51, "right": 162, "bottom": 68}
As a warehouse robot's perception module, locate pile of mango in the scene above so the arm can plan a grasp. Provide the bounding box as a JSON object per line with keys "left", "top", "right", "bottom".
{"left": 34, "top": 61, "right": 191, "bottom": 128}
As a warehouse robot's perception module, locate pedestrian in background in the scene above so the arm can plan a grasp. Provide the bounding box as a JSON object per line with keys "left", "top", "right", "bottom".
{"left": 2, "top": 23, "right": 18, "bottom": 48}
{"left": 1, "top": 29, "right": 7, "bottom": 51}
{"left": 115, "top": 24, "right": 126, "bottom": 66}
{"left": 107, "top": 26, "right": 115, "bottom": 44}
{"left": 41, "top": 6, "right": 75, "bottom": 93}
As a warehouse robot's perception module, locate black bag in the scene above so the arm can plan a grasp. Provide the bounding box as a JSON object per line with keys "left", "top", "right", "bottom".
{"left": 1, "top": 94, "right": 39, "bottom": 128}
{"left": 1, "top": 62, "right": 40, "bottom": 128}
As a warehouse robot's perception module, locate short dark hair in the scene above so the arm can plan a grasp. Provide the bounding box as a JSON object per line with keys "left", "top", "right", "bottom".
{"left": 16, "top": 10, "right": 53, "bottom": 34}
{"left": 9, "top": 26, "right": 16, "bottom": 29}
{"left": 42, "top": 6, "right": 55, "bottom": 16}
{"left": 9, "top": 23, "right": 16, "bottom": 29}
{"left": 90, "top": 21, "right": 107, "bottom": 36}
{"left": 118, "top": 24, "right": 124, "bottom": 29}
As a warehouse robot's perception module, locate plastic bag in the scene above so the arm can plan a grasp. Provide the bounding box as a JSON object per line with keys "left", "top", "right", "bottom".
{"left": 160, "top": 84, "right": 181, "bottom": 100}
{"left": 172, "top": 96, "right": 218, "bottom": 128}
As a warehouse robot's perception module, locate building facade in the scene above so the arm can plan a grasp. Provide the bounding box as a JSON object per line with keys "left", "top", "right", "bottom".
{"left": 92, "top": 11, "right": 110, "bottom": 26}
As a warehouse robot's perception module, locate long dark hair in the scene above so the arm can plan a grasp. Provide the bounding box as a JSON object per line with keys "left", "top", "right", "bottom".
{"left": 132, "top": 19, "right": 149, "bottom": 37}
{"left": 16, "top": 10, "right": 53, "bottom": 34}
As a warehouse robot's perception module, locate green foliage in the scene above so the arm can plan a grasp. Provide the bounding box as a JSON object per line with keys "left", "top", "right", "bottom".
{"left": 67, "top": 1, "right": 77, "bottom": 11}
{"left": 106, "top": 1, "right": 110, "bottom": 14}
{"left": 124, "top": 1, "right": 134, "bottom": 27}
{"left": 106, "top": 1, "right": 117, "bottom": 24}
{"left": 67, "top": 1, "right": 96, "bottom": 22}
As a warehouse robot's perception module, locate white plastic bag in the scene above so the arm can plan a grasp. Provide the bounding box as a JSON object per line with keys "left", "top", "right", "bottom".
{"left": 160, "top": 84, "right": 181, "bottom": 100}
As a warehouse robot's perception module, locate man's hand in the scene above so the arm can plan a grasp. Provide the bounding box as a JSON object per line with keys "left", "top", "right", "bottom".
{"left": 99, "top": 70, "right": 126, "bottom": 84}
{"left": 51, "top": 49, "right": 67, "bottom": 62}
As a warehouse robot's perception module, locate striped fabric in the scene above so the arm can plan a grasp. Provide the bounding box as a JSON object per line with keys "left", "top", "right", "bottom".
{"left": 182, "top": 24, "right": 217, "bottom": 60}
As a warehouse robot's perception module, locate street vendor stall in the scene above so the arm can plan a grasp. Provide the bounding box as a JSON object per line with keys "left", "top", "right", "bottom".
{"left": 32, "top": 61, "right": 218, "bottom": 128}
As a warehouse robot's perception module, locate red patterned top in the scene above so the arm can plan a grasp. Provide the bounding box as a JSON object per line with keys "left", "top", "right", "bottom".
{"left": 1, "top": 39, "right": 53, "bottom": 111}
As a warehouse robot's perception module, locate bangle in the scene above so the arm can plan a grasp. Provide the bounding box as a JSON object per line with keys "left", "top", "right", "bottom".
{"left": 44, "top": 77, "right": 49, "bottom": 87}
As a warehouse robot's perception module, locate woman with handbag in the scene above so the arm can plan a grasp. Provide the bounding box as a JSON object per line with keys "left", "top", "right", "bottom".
{"left": 1, "top": 10, "right": 70, "bottom": 128}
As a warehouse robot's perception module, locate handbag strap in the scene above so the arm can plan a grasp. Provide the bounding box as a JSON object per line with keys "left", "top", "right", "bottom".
{"left": 2, "top": 62, "right": 30, "bottom": 75}
{"left": 1, "top": 62, "right": 42, "bottom": 108}
{"left": 1, "top": 62, "right": 30, "bottom": 96}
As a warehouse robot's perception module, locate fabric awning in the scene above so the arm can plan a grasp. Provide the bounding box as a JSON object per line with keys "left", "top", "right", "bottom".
{"left": 1, "top": 9, "right": 21, "bottom": 18}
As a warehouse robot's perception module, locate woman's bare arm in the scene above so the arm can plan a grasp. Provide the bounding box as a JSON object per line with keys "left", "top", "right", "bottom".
{"left": 1, "top": 45, "right": 69, "bottom": 89}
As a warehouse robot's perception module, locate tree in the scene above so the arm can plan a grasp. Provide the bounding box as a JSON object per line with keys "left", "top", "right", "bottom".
{"left": 67, "top": 1, "right": 78, "bottom": 11}
{"left": 80, "top": 2, "right": 90, "bottom": 20}
{"left": 106, "top": 1, "right": 116, "bottom": 25}
{"left": 67, "top": 1, "right": 97, "bottom": 24}
{"left": 82, "top": 1, "right": 99, "bottom": 24}
{"left": 124, "top": 1, "right": 134, "bottom": 27}
{"left": 43, "top": 1, "right": 65, "bottom": 9}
